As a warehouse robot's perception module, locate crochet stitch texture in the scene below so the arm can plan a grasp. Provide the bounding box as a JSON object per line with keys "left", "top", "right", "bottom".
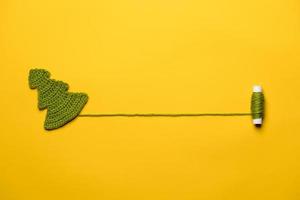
{"left": 29, "top": 69, "right": 88, "bottom": 130}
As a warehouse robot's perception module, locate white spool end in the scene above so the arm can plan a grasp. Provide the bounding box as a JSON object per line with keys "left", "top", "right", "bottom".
{"left": 253, "top": 85, "right": 262, "bottom": 93}
{"left": 253, "top": 118, "right": 262, "bottom": 125}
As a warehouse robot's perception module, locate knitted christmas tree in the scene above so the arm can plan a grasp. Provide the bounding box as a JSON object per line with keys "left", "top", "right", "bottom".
{"left": 29, "top": 69, "right": 88, "bottom": 130}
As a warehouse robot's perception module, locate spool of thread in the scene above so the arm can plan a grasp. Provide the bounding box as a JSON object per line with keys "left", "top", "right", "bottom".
{"left": 251, "top": 85, "right": 264, "bottom": 126}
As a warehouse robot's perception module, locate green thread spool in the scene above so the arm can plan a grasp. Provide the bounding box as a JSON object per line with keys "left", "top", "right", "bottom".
{"left": 251, "top": 85, "right": 264, "bottom": 126}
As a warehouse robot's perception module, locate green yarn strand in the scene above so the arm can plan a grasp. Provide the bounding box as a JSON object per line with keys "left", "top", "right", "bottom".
{"left": 79, "top": 113, "right": 252, "bottom": 117}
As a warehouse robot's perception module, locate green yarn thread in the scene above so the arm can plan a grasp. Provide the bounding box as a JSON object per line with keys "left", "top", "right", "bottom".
{"left": 29, "top": 69, "right": 88, "bottom": 130}
{"left": 251, "top": 91, "right": 264, "bottom": 121}
{"left": 79, "top": 113, "right": 252, "bottom": 117}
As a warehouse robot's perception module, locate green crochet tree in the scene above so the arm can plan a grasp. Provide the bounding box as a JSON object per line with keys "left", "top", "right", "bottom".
{"left": 29, "top": 69, "right": 88, "bottom": 130}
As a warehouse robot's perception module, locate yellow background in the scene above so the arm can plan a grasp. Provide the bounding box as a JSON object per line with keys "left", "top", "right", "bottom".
{"left": 1, "top": 0, "right": 300, "bottom": 199}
